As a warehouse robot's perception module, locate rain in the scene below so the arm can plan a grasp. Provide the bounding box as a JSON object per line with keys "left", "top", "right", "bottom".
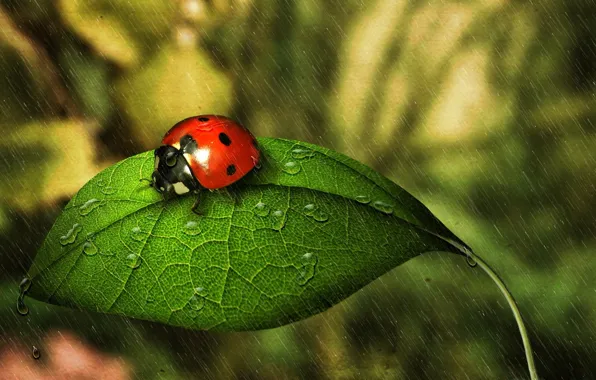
{"left": 0, "top": 0, "right": 594, "bottom": 379}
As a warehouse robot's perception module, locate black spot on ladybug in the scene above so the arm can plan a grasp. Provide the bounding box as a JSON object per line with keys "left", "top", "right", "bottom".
{"left": 226, "top": 164, "right": 236, "bottom": 176}
{"left": 198, "top": 117, "right": 209, "bottom": 122}
{"left": 180, "top": 134, "right": 198, "bottom": 154}
{"left": 219, "top": 133, "right": 232, "bottom": 146}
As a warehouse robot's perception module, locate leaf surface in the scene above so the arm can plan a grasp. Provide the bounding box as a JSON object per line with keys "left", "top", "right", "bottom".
{"left": 27, "top": 138, "right": 464, "bottom": 331}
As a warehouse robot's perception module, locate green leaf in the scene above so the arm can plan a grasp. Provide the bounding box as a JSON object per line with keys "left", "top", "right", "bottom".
{"left": 26, "top": 138, "right": 467, "bottom": 331}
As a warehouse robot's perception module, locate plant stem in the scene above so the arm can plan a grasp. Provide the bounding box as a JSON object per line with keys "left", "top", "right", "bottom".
{"left": 422, "top": 227, "right": 538, "bottom": 379}
{"left": 463, "top": 249, "right": 538, "bottom": 380}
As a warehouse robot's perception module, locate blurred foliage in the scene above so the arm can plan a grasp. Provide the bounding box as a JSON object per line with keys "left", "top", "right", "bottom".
{"left": 0, "top": 0, "right": 594, "bottom": 379}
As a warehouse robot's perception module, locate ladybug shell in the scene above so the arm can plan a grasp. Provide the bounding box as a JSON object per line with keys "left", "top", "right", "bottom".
{"left": 162, "top": 115, "right": 260, "bottom": 190}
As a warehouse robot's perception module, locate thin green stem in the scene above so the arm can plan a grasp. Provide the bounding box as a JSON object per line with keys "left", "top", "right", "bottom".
{"left": 463, "top": 248, "right": 538, "bottom": 380}
{"left": 423, "top": 227, "right": 538, "bottom": 379}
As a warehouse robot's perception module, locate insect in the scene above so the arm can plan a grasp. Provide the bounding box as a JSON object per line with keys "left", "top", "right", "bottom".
{"left": 150, "top": 115, "right": 261, "bottom": 212}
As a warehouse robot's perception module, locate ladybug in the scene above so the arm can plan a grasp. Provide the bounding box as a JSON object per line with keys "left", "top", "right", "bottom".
{"left": 151, "top": 115, "right": 261, "bottom": 212}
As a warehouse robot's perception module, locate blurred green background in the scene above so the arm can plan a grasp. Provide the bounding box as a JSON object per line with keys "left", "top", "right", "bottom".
{"left": 0, "top": 0, "right": 594, "bottom": 378}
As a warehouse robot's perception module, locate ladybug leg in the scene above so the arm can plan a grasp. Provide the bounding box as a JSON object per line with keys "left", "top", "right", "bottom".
{"left": 139, "top": 178, "right": 153, "bottom": 186}
{"left": 191, "top": 192, "right": 203, "bottom": 215}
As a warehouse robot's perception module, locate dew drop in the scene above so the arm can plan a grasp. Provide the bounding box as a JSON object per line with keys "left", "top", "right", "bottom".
{"left": 291, "top": 148, "right": 315, "bottom": 159}
{"left": 183, "top": 221, "right": 201, "bottom": 236}
{"left": 271, "top": 210, "right": 286, "bottom": 231}
{"left": 355, "top": 195, "right": 371, "bottom": 204}
{"left": 19, "top": 277, "right": 31, "bottom": 293}
{"left": 372, "top": 201, "right": 394, "bottom": 215}
{"left": 101, "top": 186, "right": 117, "bottom": 195}
{"left": 254, "top": 202, "right": 270, "bottom": 217}
{"left": 295, "top": 252, "right": 318, "bottom": 286}
{"left": 32, "top": 346, "right": 40, "bottom": 360}
{"left": 144, "top": 211, "right": 160, "bottom": 221}
{"left": 79, "top": 199, "right": 102, "bottom": 216}
{"left": 82, "top": 240, "right": 98, "bottom": 256}
{"left": 131, "top": 226, "right": 147, "bottom": 241}
{"left": 16, "top": 297, "right": 28, "bottom": 316}
{"left": 282, "top": 161, "right": 301, "bottom": 175}
{"left": 60, "top": 223, "right": 82, "bottom": 246}
{"left": 187, "top": 310, "right": 199, "bottom": 319}
{"left": 188, "top": 294, "right": 205, "bottom": 311}
{"left": 126, "top": 253, "right": 141, "bottom": 269}
{"left": 16, "top": 277, "right": 32, "bottom": 316}
{"left": 312, "top": 209, "right": 329, "bottom": 223}
{"left": 194, "top": 286, "right": 208, "bottom": 297}
{"left": 466, "top": 255, "right": 478, "bottom": 268}
{"left": 303, "top": 204, "right": 316, "bottom": 216}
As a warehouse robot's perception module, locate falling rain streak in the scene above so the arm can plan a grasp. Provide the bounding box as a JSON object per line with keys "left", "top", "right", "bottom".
{"left": 2, "top": 0, "right": 590, "bottom": 378}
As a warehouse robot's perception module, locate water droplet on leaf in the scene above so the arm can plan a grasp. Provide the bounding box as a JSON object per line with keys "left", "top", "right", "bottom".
{"left": 79, "top": 199, "right": 102, "bottom": 216}
{"left": 131, "top": 226, "right": 146, "bottom": 241}
{"left": 252, "top": 155, "right": 262, "bottom": 170}
{"left": 372, "top": 201, "right": 394, "bottom": 215}
{"left": 291, "top": 148, "right": 315, "bottom": 159}
{"left": 183, "top": 221, "right": 201, "bottom": 236}
{"left": 19, "top": 277, "right": 31, "bottom": 293}
{"left": 16, "top": 277, "right": 31, "bottom": 316}
{"left": 32, "top": 346, "right": 40, "bottom": 359}
{"left": 126, "top": 253, "right": 141, "bottom": 269}
{"left": 466, "top": 255, "right": 477, "bottom": 268}
{"left": 282, "top": 161, "right": 301, "bottom": 175}
{"left": 312, "top": 209, "right": 329, "bottom": 223}
{"left": 101, "top": 186, "right": 116, "bottom": 195}
{"left": 188, "top": 294, "right": 205, "bottom": 311}
{"left": 295, "top": 252, "right": 318, "bottom": 286}
{"left": 271, "top": 210, "right": 286, "bottom": 231}
{"left": 16, "top": 297, "right": 28, "bottom": 316}
{"left": 355, "top": 195, "right": 371, "bottom": 204}
{"left": 82, "top": 241, "right": 98, "bottom": 256}
{"left": 303, "top": 204, "right": 316, "bottom": 216}
{"left": 302, "top": 204, "right": 328, "bottom": 222}
{"left": 254, "top": 202, "right": 270, "bottom": 217}
{"left": 144, "top": 211, "right": 160, "bottom": 221}
{"left": 194, "top": 286, "right": 208, "bottom": 297}
{"left": 60, "top": 223, "right": 82, "bottom": 246}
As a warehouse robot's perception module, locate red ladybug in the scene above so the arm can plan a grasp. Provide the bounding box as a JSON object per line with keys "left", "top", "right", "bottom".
{"left": 151, "top": 115, "right": 260, "bottom": 211}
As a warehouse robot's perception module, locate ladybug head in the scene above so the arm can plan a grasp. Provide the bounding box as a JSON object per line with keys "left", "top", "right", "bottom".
{"left": 152, "top": 145, "right": 201, "bottom": 197}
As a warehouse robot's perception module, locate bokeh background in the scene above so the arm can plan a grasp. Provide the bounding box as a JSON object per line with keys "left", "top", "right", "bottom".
{"left": 0, "top": 0, "right": 594, "bottom": 379}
